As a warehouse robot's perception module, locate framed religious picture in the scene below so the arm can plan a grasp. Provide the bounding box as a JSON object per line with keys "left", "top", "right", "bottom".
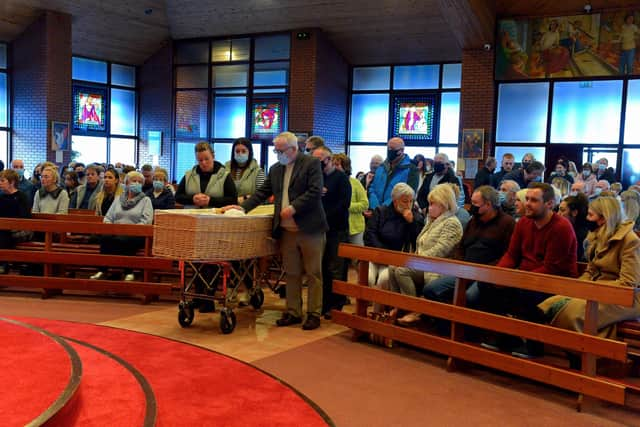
{"left": 391, "top": 95, "right": 437, "bottom": 141}
{"left": 73, "top": 86, "right": 107, "bottom": 132}
{"left": 51, "top": 121, "right": 70, "bottom": 151}
{"left": 461, "top": 129, "right": 484, "bottom": 159}
{"left": 251, "top": 98, "right": 285, "bottom": 139}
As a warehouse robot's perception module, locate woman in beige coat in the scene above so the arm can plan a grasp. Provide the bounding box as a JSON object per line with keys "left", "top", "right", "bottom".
{"left": 388, "top": 184, "right": 463, "bottom": 324}
{"left": 539, "top": 196, "right": 640, "bottom": 337}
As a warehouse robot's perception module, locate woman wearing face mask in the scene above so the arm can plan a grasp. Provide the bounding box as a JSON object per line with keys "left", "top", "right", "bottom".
{"left": 540, "top": 196, "right": 640, "bottom": 340}
{"left": 225, "top": 138, "right": 265, "bottom": 204}
{"left": 90, "top": 171, "right": 153, "bottom": 282}
{"left": 145, "top": 168, "right": 175, "bottom": 210}
{"left": 94, "top": 168, "right": 124, "bottom": 216}
{"left": 557, "top": 193, "right": 589, "bottom": 261}
{"left": 574, "top": 163, "right": 597, "bottom": 197}
{"left": 175, "top": 142, "right": 237, "bottom": 209}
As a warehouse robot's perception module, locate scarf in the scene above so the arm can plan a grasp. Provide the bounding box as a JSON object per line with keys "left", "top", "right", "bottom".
{"left": 38, "top": 187, "right": 63, "bottom": 199}
{"left": 119, "top": 192, "right": 145, "bottom": 210}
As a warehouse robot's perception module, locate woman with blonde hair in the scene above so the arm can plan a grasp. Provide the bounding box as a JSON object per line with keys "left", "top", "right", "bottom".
{"left": 32, "top": 166, "right": 69, "bottom": 214}
{"left": 95, "top": 168, "right": 124, "bottom": 216}
{"left": 540, "top": 196, "right": 640, "bottom": 337}
{"left": 388, "top": 184, "right": 463, "bottom": 324}
{"left": 621, "top": 190, "right": 640, "bottom": 231}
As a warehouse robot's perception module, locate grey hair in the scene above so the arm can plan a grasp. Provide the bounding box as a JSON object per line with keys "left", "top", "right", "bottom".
{"left": 275, "top": 131, "right": 298, "bottom": 148}
{"left": 391, "top": 182, "right": 415, "bottom": 200}
{"left": 125, "top": 171, "right": 144, "bottom": 184}
{"left": 434, "top": 152, "right": 449, "bottom": 163}
{"left": 500, "top": 179, "right": 521, "bottom": 193}
{"left": 474, "top": 185, "right": 500, "bottom": 208}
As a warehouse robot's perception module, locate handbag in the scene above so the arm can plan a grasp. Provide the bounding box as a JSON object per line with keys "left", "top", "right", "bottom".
{"left": 368, "top": 311, "right": 395, "bottom": 348}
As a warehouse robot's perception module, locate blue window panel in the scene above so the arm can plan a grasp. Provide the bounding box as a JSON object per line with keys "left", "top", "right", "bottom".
{"left": 175, "top": 91, "right": 208, "bottom": 139}
{"left": 0, "top": 131, "right": 7, "bottom": 168}
{"left": 176, "top": 141, "right": 197, "bottom": 177}
{"left": 494, "top": 146, "right": 546, "bottom": 171}
{"left": 254, "top": 70, "right": 288, "bottom": 86}
{"left": 496, "top": 82, "right": 549, "bottom": 143}
{"left": 0, "top": 73, "right": 7, "bottom": 127}
{"left": 213, "top": 96, "right": 246, "bottom": 139}
{"left": 254, "top": 34, "right": 291, "bottom": 61}
{"left": 175, "top": 41, "right": 209, "bottom": 64}
{"left": 393, "top": 65, "right": 439, "bottom": 90}
{"left": 0, "top": 44, "right": 6, "bottom": 69}
{"left": 442, "top": 63, "right": 462, "bottom": 89}
{"left": 176, "top": 66, "right": 208, "bottom": 88}
{"left": 216, "top": 89, "right": 247, "bottom": 94}
{"left": 72, "top": 57, "right": 107, "bottom": 83}
{"left": 72, "top": 136, "right": 107, "bottom": 164}
{"left": 621, "top": 148, "right": 640, "bottom": 189}
{"left": 350, "top": 93, "right": 389, "bottom": 142}
{"left": 352, "top": 67, "right": 390, "bottom": 91}
{"left": 439, "top": 92, "right": 460, "bottom": 144}
{"left": 111, "top": 64, "right": 136, "bottom": 87}
{"left": 212, "top": 65, "right": 248, "bottom": 88}
{"left": 551, "top": 80, "right": 622, "bottom": 144}
{"left": 624, "top": 79, "right": 640, "bottom": 145}
{"left": 253, "top": 88, "right": 286, "bottom": 94}
{"left": 110, "top": 89, "right": 136, "bottom": 136}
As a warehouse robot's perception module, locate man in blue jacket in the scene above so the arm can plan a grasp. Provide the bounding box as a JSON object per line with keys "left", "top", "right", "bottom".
{"left": 368, "top": 137, "right": 418, "bottom": 209}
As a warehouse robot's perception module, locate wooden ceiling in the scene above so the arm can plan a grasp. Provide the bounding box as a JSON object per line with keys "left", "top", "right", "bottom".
{"left": 0, "top": 0, "right": 637, "bottom": 65}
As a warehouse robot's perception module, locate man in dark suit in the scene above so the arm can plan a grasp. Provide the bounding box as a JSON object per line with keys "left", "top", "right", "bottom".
{"left": 223, "top": 131, "right": 328, "bottom": 330}
{"left": 474, "top": 156, "right": 496, "bottom": 189}
{"left": 416, "top": 152, "right": 460, "bottom": 210}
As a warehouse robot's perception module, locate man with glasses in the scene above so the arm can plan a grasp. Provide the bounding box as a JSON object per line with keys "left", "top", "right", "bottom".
{"left": 223, "top": 131, "right": 328, "bottom": 330}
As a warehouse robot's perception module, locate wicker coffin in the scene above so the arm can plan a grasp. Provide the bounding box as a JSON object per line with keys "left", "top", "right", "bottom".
{"left": 153, "top": 208, "right": 276, "bottom": 261}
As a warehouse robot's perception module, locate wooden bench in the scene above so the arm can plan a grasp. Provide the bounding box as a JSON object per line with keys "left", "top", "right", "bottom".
{"left": 0, "top": 218, "right": 176, "bottom": 303}
{"left": 333, "top": 243, "right": 639, "bottom": 411}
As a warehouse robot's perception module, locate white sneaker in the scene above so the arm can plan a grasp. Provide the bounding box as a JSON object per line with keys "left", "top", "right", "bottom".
{"left": 124, "top": 273, "right": 135, "bottom": 282}
{"left": 90, "top": 271, "right": 105, "bottom": 280}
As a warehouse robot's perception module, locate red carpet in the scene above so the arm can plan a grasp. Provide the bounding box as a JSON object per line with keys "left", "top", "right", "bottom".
{"left": 7, "top": 317, "right": 331, "bottom": 427}
{"left": 0, "top": 318, "right": 79, "bottom": 426}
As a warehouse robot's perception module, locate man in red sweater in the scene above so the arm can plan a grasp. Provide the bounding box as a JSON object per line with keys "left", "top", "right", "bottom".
{"left": 480, "top": 182, "right": 578, "bottom": 356}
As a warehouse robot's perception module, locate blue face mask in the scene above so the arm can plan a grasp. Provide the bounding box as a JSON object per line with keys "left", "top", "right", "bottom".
{"left": 277, "top": 152, "right": 290, "bottom": 166}
{"left": 498, "top": 191, "right": 507, "bottom": 205}
{"left": 532, "top": 176, "right": 542, "bottom": 182}
{"left": 128, "top": 182, "right": 143, "bottom": 194}
{"left": 598, "top": 164, "right": 606, "bottom": 171}
{"left": 15, "top": 169, "right": 25, "bottom": 178}
{"left": 152, "top": 180, "right": 164, "bottom": 191}
{"left": 235, "top": 153, "right": 249, "bottom": 164}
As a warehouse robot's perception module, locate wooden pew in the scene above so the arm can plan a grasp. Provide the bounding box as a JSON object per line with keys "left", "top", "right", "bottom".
{"left": 0, "top": 218, "right": 175, "bottom": 303}
{"left": 333, "top": 244, "right": 638, "bottom": 410}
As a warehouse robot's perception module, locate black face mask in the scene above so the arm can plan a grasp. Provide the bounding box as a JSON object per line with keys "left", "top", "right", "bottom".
{"left": 469, "top": 205, "right": 481, "bottom": 218}
{"left": 77, "top": 171, "right": 86, "bottom": 180}
{"left": 321, "top": 159, "right": 330, "bottom": 172}
{"left": 585, "top": 219, "right": 600, "bottom": 232}
{"left": 387, "top": 149, "right": 401, "bottom": 162}
{"left": 433, "top": 162, "right": 445, "bottom": 174}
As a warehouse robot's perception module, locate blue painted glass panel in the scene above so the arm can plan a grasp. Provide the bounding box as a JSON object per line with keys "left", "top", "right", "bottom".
{"left": 496, "top": 82, "right": 549, "bottom": 143}
{"left": 176, "top": 141, "right": 197, "bottom": 177}
{"left": 254, "top": 34, "right": 290, "bottom": 61}
{"left": 0, "top": 73, "right": 7, "bottom": 127}
{"left": 213, "top": 96, "right": 246, "bottom": 139}
{"left": 175, "top": 41, "right": 209, "bottom": 64}
{"left": 176, "top": 91, "right": 208, "bottom": 138}
{"left": 350, "top": 93, "right": 389, "bottom": 142}
{"left": 216, "top": 89, "right": 247, "bottom": 94}
{"left": 110, "top": 89, "right": 136, "bottom": 136}
{"left": 624, "top": 79, "right": 640, "bottom": 145}
{"left": 176, "top": 66, "right": 208, "bottom": 88}
{"left": 442, "top": 63, "right": 462, "bottom": 88}
{"left": 393, "top": 65, "right": 439, "bottom": 90}
{"left": 0, "top": 131, "right": 6, "bottom": 168}
{"left": 621, "top": 148, "right": 640, "bottom": 189}
{"left": 72, "top": 57, "right": 107, "bottom": 83}
{"left": 111, "top": 64, "right": 136, "bottom": 87}
{"left": 352, "top": 67, "right": 390, "bottom": 91}
{"left": 494, "top": 146, "right": 546, "bottom": 171}
{"left": 0, "top": 44, "right": 6, "bottom": 69}
{"left": 439, "top": 92, "right": 460, "bottom": 144}
{"left": 253, "top": 88, "right": 286, "bottom": 93}
{"left": 254, "top": 70, "right": 288, "bottom": 86}
{"left": 551, "top": 80, "right": 622, "bottom": 144}
{"left": 213, "top": 64, "right": 248, "bottom": 88}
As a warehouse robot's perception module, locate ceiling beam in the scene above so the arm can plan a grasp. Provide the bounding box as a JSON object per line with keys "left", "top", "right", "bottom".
{"left": 437, "top": 0, "right": 496, "bottom": 49}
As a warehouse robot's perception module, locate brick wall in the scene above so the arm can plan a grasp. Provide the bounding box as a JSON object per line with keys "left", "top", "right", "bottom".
{"left": 460, "top": 49, "right": 495, "bottom": 164}
{"left": 138, "top": 41, "right": 173, "bottom": 177}
{"left": 289, "top": 30, "right": 317, "bottom": 136}
{"left": 11, "top": 11, "right": 71, "bottom": 172}
{"left": 313, "top": 30, "right": 348, "bottom": 152}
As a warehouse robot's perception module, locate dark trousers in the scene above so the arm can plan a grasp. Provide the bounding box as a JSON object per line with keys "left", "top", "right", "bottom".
{"left": 321, "top": 229, "right": 349, "bottom": 314}
{"left": 477, "top": 282, "right": 548, "bottom": 322}
{"left": 98, "top": 235, "right": 145, "bottom": 274}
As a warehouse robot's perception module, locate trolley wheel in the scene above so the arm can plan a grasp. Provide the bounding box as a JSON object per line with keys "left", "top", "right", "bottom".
{"left": 220, "top": 310, "right": 236, "bottom": 334}
{"left": 178, "top": 303, "right": 195, "bottom": 327}
{"left": 249, "top": 287, "right": 265, "bottom": 309}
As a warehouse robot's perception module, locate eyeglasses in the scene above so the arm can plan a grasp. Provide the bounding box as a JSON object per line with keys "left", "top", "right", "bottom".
{"left": 273, "top": 146, "right": 293, "bottom": 155}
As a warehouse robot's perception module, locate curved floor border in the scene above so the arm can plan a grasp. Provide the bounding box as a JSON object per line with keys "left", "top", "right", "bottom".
{"left": 0, "top": 317, "right": 83, "bottom": 427}
{"left": 61, "top": 336, "right": 157, "bottom": 427}
{"left": 13, "top": 316, "right": 335, "bottom": 427}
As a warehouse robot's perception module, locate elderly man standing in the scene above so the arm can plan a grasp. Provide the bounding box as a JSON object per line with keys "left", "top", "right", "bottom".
{"left": 11, "top": 159, "right": 35, "bottom": 206}
{"left": 368, "top": 137, "right": 418, "bottom": 210}
{"left": 223, "top": 131, "right": 328, "bottom": 330}
{"left": 416, "top": 152, "right": 460, "bottom": 210}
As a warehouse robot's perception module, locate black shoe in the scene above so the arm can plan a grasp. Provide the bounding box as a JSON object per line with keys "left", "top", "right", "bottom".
{"left": 511, "top": 340, "right": 544, "bottom": 359}
{"left": 276, "top": 313, "right": 302, "bottom": 327}
{"left": 323, "top": 312, "right": 332, "bottom": 320}
{"left": 302, "top": 314, "right": 321, "bottom": 330}
{"left": 481, "top": 334, "right": 523, "bottom": 352}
